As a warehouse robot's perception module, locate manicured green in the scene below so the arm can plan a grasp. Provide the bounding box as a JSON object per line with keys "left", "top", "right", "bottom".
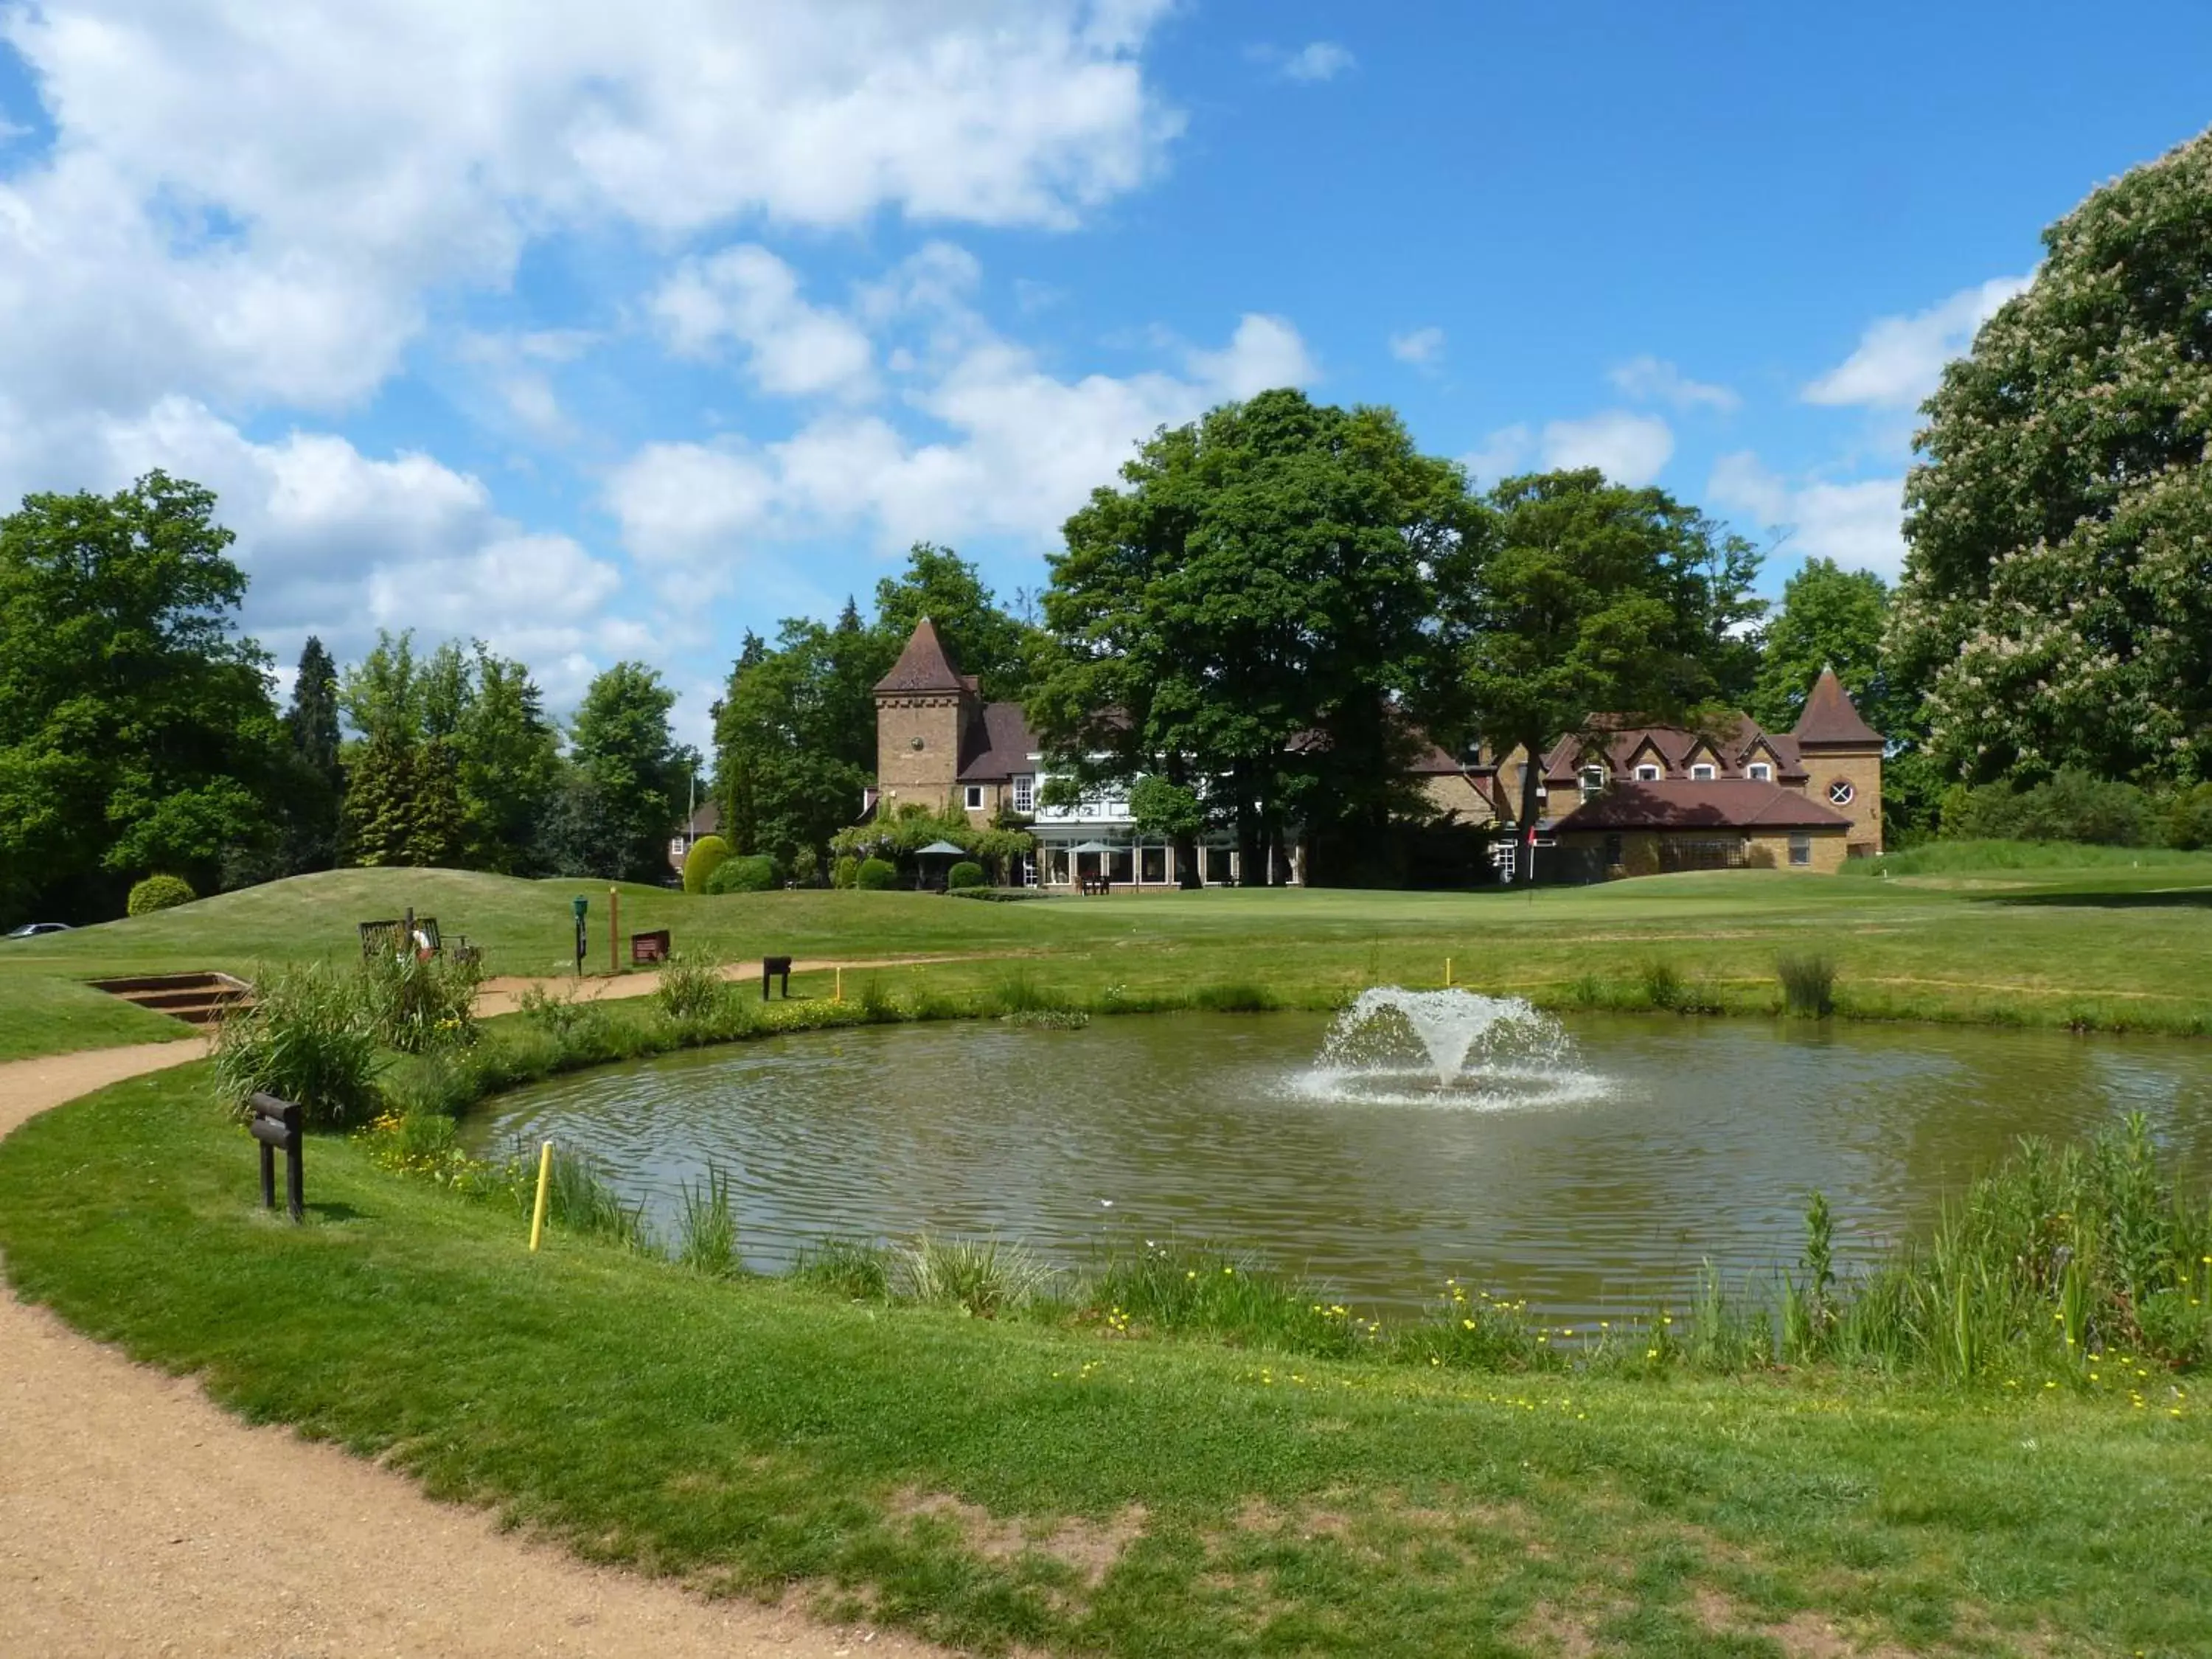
{"left": 7, "top": 851, "right": 2212, "bottom": 1062}
{"left": 2, "top": 1065, "right": 2204, "bottom": 1658}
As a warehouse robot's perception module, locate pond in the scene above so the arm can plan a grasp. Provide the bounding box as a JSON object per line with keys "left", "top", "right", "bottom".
{"left": 463, "top": 1001, "right": 2212, "bottom": 1319}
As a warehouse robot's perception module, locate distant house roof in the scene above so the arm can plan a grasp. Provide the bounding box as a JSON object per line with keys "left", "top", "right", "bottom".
{"left": 1540, "top": 714, "right": 1808, "bottom": 785}
{"left": 1552, "top": 779, "right": 1854, "bottom": 832}
{"left": 873, "top": 617, "right": 969, "bottom": 695}
{"left": 1792, "top": 668, "right": 1885, "bottom": 747}
{"left": 957, "top": 701, "right": 1040, "bottom": 782}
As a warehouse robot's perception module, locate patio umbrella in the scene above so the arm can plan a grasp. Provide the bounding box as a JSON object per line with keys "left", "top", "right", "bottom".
{"left": 1067, "top": 841, "right": 1115, "bottom": 855}
{"left": 916, "top": 841, "right": 967, "bottom": 857}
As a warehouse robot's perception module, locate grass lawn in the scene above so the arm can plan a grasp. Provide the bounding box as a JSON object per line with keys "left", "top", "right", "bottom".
{"left": 3, "top": 1064, "right": 2205, "bottom": 1658}
{"left": 4, "top": 848, "right": 2212, "bottom": 1065}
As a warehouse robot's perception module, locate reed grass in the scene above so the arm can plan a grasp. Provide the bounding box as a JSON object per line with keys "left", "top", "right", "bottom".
{"left": 674, "top": 1162, "right": 740, "bottom": 1277}
{"left": 1775, "top": 951, "right": 1837, "bottom": 1017}
{"left": 893, "top": 1234, "right": 1057, "bottom": 1318}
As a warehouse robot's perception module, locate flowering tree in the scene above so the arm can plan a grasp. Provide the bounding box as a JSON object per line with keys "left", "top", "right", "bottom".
{"left": 1893, "top": 127, "right": 2212, "bottom": 785}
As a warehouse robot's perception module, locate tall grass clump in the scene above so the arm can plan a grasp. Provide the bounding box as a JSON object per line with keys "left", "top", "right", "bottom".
{"left": 1085, "top": 1242, "right": 1374, "bottom": 1357}
{"left": 1777, "top": 952, "right": 1837, "bottom": 1018}
{"left": 653, "top": 953, "right": 732, "bottom": 1023}
{"left": 357, "top": 949, "right": 484, "bottom": 1052}
{"left": 535, "top": 1144, "right": 652, "bottom": 1250}
{"left": 1192, "top": 979, "right": 1278, "bottom": 1013}
{"left": 212, "top": 961, "right": 383, "bottom": 1128}
{"left": 793, "top": 1237, "right": 893, "bottom": 1301}
{"left": 1391, "top": 1280, "right": 1559, "bottom": 1371}
{"left": 1821, "top": 1116, "right": 2212, "bottom": 1377}
{"left": 673, "top": 1163, "right": 740, "bottom": 1277}
{"left": 894, "top": 1235, "right": 1054, "bottom": 1318}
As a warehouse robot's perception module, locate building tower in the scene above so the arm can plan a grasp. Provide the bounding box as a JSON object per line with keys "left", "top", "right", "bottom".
{"left": 872, "top": 617, "right": 976, "bottom": 815}
{"left": 1791, "top": 667, "right": 1885, "bottom": 855}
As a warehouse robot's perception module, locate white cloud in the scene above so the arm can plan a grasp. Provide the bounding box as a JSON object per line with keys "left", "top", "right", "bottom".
{"left": 0, "top": 1, "right": 1180, "bottom": 424}
{"left": 653, "top": 245, "right": 875, "bottom": 399}
{"left": 1185, "top": 313, "right": 1317, "bottom": 399}
{"left": 1459, "top": 424, "right": 1533, "bottom": 485}
{"left": 1280, "top": 41, "right": 1356, "bottom": 83}
{"left": 1708, "top": 451, "right": 1906, "bottom": 579}
{"left": 1608, "top": 354, "right": 1738, "bottom": 414}
{"left": 1803, "top": 274, "right": 2031, "bottom": 409}
{"left": 606, "top": 307, "right": 1320, "bottom": 567}
{"left": 1539, "top": 410, "right": 1674, "bottom": 486}
{"left": 1389, "top": 326, "right": 1446, "bottom": 369}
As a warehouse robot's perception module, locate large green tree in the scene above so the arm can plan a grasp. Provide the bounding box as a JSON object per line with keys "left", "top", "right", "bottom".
{"left": 1461, "top": 469, "right": 1765, "bottom": 871}
{"left": 569, "top": 661, "right": 690, "bottom": 883}
{"left": 872, "top": 542, "right": 1043, "bottom": 701}
{"left": 1748, "top": 557, "right": 1893, "bottom": 735}
{"left": 0, "top": 472, "right": 284, "bottom": 921}
{"left": 453, "top": 647, "right": 562, "bottom": 873}
{"left": 1035, "top": 389, "right": 1475, "bottom": 883}
{"left": 712, "top": 620, "right": 875, "bottom": 877}
{"left": 1892, "top": 126, "right": 2212, "bottom": 785}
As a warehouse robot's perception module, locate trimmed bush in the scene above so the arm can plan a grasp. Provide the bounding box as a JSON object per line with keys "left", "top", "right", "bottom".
{"left": 681, "top": 834, "right": 731, "bottom": 894}
{"left": 946, "top": 860, "right": 986, "bottom": 890}
{"left": 126, "top": 874, "right": 195, "bottom": 916}
{"left": 855, "top": 857, "right": 899, "bottom": 891}
{"left": 706, "top": 853, "right": 777, "bottom": 894}
{"left": 831, "top": 855, "right": 861, "bottom": 889}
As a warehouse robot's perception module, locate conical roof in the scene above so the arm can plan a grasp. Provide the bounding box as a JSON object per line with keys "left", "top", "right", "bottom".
{"left": 873, "top": 617, "right": 967, "bottom": 695}
{"left": 1792, "top": 667, "right": 1882, "bottom": 746}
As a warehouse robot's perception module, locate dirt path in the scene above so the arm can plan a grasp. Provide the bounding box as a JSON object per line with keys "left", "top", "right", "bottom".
{"left": 473, "top": 954, "right": 976, "bottom": 1018}
{"left": 0, "top": 1045, "right": 950, "bottom": 1658}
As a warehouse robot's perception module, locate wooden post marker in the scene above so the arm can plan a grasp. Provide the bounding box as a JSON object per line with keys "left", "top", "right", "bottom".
{"left": 608, "top": 886, "right": 620, "bottom": 975}
{"left": 248, "top": 1093, "right": 305, "bottom": 1222}
{"left": 1445, "top": 957, "right": 1454, "bottom": 988}
{"left": 529, "top": 1141, "right": 553, "bottom": 1252}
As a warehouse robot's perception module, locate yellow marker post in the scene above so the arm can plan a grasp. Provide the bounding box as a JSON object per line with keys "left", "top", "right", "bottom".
{"left": 528, "top": 1140, "right": 553, "bottom": 1252}
{"left": 834, "top": 965, "right": 844, "bottom": 1004}
{"left": 1445, "top": 956, "right": 1454, "bottom": 988}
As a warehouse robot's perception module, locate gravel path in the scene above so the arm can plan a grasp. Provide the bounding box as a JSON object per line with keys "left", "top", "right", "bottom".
{"left": 0, "top": 1042, "right": 948, "bottom": 1658}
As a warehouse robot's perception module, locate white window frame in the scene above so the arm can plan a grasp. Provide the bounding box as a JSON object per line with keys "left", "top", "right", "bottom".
{"left": 1788, "top": 834, "right": 1813, "bottom": 867}
{"left": 1747, "top": 762, "right": 1773, "bottom": 782}
{"left": 964, "top": 785, "right": 984, "bottom": 810}
{"left": 1827, "top": 778, "right": 1856, "bottom": 807}
{"left": 1011, "top": 774, "right": 1034, "bottom": 813}
{"left": 1579, "top": 764, "right": 1605, "bottom": 796}
{"left": 1690, "top": 762, "right": 1717, "bottom": 781}
{"left": 1634, "top": 763, "right": 1660, "bottom": 782}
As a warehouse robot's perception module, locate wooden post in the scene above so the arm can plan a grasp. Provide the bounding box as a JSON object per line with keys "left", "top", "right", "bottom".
{"left": 1445, "top": 956, "right": 1453, "bottom": 988}
{"left": 248, "top": 1094, "right": 304, "bottom": 1223}
{"left": 608, "top": 886, "right": 620, "bottom": 975}
{"left": 529, "top": 1141, "right": 553, "bottom": 1252}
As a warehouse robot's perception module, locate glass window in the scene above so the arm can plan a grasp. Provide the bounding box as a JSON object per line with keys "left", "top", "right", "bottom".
{"left": 1747, "top": 762, "right": 1772, "bottom": 782}
{"left": 1690, "top": 763, "right": 1716, "bottom": 780}
{"left": 1140, "top": 845, "right": 1166, "bottom": 884}
{"left": 1788, "top": 835, "right": 1812, "bottom": 866}
{"left": 1827, "top": 779, "right": 1856, "bottom": 807}
{"left": 1635, "top": 764, "right": 1660, "bottom": 782}
{"left": 964, "top": 785, "right": 984, "bottom": 810}
{"left": 1579, "top": 764, "right": 1605, "bottom": 796}
{"left": 1205, "top": 846, "right": 1234, "bottom": 885}
{"left": 1109, "top": 847, "right": 1134, "bottom": 884}
{"left": 1012, "top": 774, "right": 1034, "bottom": 813}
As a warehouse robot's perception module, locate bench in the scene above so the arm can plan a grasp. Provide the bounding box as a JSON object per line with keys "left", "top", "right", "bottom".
{"left": 359, "top": 915, "right": 441, "bottom": 959}
{"left": 1079, "top": 877, "right": 1112, "bottom": 897}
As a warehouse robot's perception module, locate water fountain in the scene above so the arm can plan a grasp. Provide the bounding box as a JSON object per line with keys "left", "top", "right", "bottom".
{"left": 1296, "top": 987, "right": 1599, "bottom": 1108}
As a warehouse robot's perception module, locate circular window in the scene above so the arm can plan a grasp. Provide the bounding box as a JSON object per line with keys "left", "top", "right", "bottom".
{"left": 909, "top": 736, "right": 925, "bottom": 751}
{"left": 1827, "top": 778, "right": 1856, "bottom": 807}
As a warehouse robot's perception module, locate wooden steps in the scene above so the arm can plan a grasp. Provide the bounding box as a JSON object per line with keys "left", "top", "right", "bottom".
{"left": 88, "top": 972, "right": 254, "bottom": 1026}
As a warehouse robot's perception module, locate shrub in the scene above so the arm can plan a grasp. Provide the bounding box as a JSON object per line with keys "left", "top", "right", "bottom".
{"left": 831, "top": 855, "right": 861, "bottom": 889}
{"left": 2163, "top": 783, "right": 2212, "bottom": 851}
{"left": 126, "top": 874, "right": 195, "bottom": 916}
{"left": 681, "top": 834, "right": 731, "bottom": 894}
{"left": 706, "top": 853, "right": 778, "bottom": 894}
{"left": 946, "top": 859, "right": 986, "bottom": 890}
{"left": 1776, "top": 953, "right": 1837, "bottom": 1018}
{"left": 212, "top": 962, "right": 382, "bottom": 1129}
{"left": 1192, "top": 980, "right": 1276, "bottom": 1012}
{"left": 1942, "top": 770, "right": 2151, "bottom": 846}
{"left": 357, "top": 950, "right": 483, "bottom": 1053}
{"left": 653, "top": 953, "right": 731, "bottom": 1022}
{"left": 855, "top": 857, "right": 899, "bottom": 891}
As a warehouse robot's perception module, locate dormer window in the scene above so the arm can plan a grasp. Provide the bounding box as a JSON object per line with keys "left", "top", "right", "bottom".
{"left": 1747, "top": 762, "right": 1772, "bottom": 782}
{"left": 1690, "top": 763, "right": 1716, "bottom": 781}
{"left": 1579, "top": 765, "right": 1605, "bottom": 799}
{"left": 1635, "top": 764, "right": 1660, "bottom": 782}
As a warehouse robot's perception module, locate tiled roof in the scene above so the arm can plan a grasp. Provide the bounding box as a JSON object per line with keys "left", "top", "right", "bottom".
{"left": 872, "top": 618, "right": 968, "bottom": 695}
{"left": 1792, "top": 668, "right": 1884, "bottom": 747}
{"left": 1552, "top": 778, "right": 1854, "bottom": 832}
{"left": 1540, "top": 714, "right": 1807, "bottom": 785}
{"left": 957, "top": 701, "right": 1040, "bottom": 782}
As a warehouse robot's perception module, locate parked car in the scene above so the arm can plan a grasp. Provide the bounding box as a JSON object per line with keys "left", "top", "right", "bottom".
{"left": 4, "top": 922, "right": 73, "bottom": 939}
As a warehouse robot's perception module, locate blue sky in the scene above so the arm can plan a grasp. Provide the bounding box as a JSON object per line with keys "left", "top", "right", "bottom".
{"left": 1, "top": 1, "right": 2207, "bottom": 743}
